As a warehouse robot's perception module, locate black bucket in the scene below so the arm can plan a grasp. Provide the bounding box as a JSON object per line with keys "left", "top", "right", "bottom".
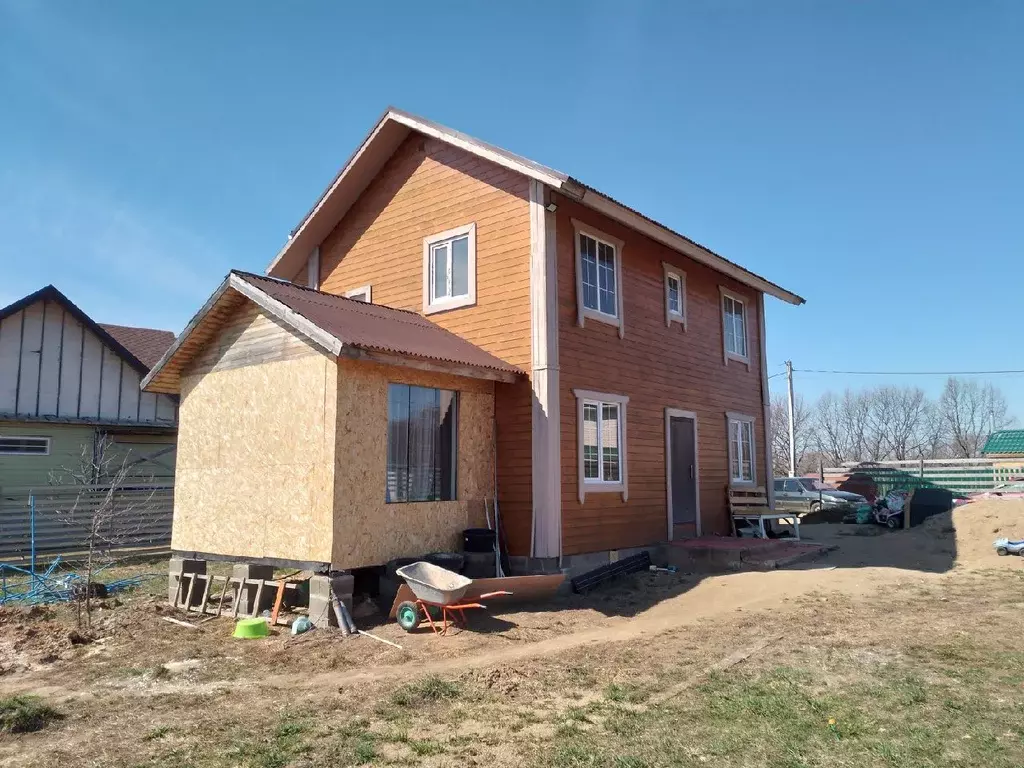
{"left": 463, "top": 527, "right": 496, "bottom": 553}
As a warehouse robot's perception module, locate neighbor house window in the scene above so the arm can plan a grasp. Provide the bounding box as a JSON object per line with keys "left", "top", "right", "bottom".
{"left": 344, "top": 285, "right": 372, "bottom": 303}
{"left": 0, "top": 436, "right": 50, "bottom": 455}
{"left": 721, "top": 289, "right": 748, "bottom": 362}
{"left": 726, "top": 413, "right": 756, "bottom": 485}
{"left": 386, "top": 384, "right": 458, "bottom": 503}
{"left": 663, "top": 262, "right": 686, "bottom": 328}
{"left": 573, "top": 389, "right": 629, "bottom": 502}
{"left": 422, "top": 223, "right": 476, "bottom": 314}
{"left": 573, "top": 219, "right": 625, "bottom": 336}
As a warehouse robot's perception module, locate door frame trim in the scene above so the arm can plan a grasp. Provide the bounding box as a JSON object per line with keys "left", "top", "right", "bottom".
{"left": 665, "top": 408, "right": 701, "bottom": 540}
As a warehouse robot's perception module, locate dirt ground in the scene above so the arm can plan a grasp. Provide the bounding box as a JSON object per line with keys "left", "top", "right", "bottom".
{"left": 2, "top": 498, "right": 1024, "bottom": 767}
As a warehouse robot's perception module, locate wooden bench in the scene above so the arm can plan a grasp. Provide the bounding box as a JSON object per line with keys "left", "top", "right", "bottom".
{"left": 728, "top": 485, "right": 801, "bottom": 540}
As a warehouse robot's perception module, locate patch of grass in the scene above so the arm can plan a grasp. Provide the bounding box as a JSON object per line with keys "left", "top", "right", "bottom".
{"left": 352, "top": 737, "right": 376, "bottom": 764}
{"left": 143, "top": 725, "right": 172, "bottom": 741}
{"left": 233, "top": 714, "right": 309, "bottom": 768}
{"left": 603, "top": 682, "right": 647, "bottom": 704}
{"left": 409, "top": 738, "right": 445, "bottom": 756}
{"left": 0, "top": 696, "right": 63, "bottom": 734}
{"left": 390, "top": 675, "right": 461, "bottom": 708}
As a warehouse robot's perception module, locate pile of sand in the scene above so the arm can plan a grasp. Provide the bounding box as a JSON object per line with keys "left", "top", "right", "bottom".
{"left": 922, "top": 498, "right": 1024, "bottom": 569}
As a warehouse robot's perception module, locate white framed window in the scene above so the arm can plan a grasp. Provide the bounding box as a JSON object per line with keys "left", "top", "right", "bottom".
{"left": 0, "top": 436, "right": 51, "bottom": 456}
{"left": 422, "top": 223, "right": 476, "bottom": 314}
{"left": 344, "top": 285, "right": 372, "bottom": 303}
{"left": 573, "top": 219, "right": 625, "bottom": 337}
{"left": 663, "top": 262, "right": 686, "bottom": 329}
{"left": 573, "top": 389, "right": 629, "bottom": 502}
{"left": 720, "top": 287, "right": 749, "bottom": 364}
{"left": 726, "top": 412, "right": 756, "bottom": 485}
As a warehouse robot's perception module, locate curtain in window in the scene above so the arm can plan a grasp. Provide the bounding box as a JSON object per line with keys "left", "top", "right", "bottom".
{"left": 387, "top": 384, "right": 457, "bottom": 502}
{"left": 582, "top": 403, "right": 599, "bottom": 479}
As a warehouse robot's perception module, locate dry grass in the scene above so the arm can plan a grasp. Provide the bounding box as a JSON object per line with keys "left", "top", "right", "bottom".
{"left": 4, "top": 519, "right": 1024, "bottom": 766}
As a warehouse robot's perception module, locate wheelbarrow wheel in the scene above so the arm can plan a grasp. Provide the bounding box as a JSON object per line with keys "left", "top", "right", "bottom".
{"left": 396, "top": 601, "right": 421, "bottom": 632}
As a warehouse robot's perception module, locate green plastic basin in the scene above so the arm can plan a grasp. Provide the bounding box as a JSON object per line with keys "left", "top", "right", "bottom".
{"left": 233, "top": 617, "right": 269, "bottom": 639}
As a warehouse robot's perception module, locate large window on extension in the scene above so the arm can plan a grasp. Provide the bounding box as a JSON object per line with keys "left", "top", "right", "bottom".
{"left": 386, "top": 383, "right": 458, "bottom": 503}
{"left": 423, "top": 223, "right": 476, "bottom": 314}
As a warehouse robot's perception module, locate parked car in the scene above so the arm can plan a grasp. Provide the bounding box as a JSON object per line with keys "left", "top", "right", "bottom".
{"left": 773, "top": 477, "right": 869, "bottom": 516}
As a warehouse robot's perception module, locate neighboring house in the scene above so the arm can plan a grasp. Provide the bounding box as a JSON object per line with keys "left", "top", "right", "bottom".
{"left": 0, "top": 285, "right": 178, "bottom": 492}
{"left": 982, "top": 430, "right": 1024, "bottom": 458}
{"left": 143, "top": 108, "right": 804, "bottom": 574}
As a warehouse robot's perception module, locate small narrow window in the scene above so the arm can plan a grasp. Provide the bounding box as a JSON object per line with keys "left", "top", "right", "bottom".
{"left": 727, "top": 414, "right": 756, "bottom": 484}
{"left": 574, "top": 389, "right": 629, "bottom": 502}
{"left": 663, "top": 263, "right": 686, "bottom": 328}
{"left": 722, "top": 291, "right": 748, "bottom": 362}
{"left": 423, "top": 224, "right": 476, "bottom": 314}
{"left": 386, "top": 384, "right": 458, "bottom": 503}
{"left": 0, "top": 436, "right": 51, "bottom": 455}
{"left": 344, "top": 285, "right": 372, "bottom": 303}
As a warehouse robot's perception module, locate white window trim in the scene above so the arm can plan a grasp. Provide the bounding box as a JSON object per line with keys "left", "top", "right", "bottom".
{"left": 573, "top": 219, "right": 625, "bottom": 338}
{"left": 662, "top": 262, "right": 687, "bottom": 330}
{"left": 573, "top": 388, "right": 629, "bottom": 503}
{"left": 422, "top": 222, "right": 477, "bottom": 315}
{"left": 726, "top": 411, "right": 757, "bottom": 486}
{"left": 719, "top": 286, "right": 750, "bottom": 366}
{"left": 0, "top": 436, "right": 51, "bottom": 456}
{"left": 344, "top": 284, "right": 372, "bottom": 303}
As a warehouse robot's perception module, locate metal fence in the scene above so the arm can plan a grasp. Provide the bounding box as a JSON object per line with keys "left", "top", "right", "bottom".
{"left": 0, "top": 484, "right": 173, "bottom": 562}
{"left": 823, "top": 459, "right": 1024, "bottom": 497}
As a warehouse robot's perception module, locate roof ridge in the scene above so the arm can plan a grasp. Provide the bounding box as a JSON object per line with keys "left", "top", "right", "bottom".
{"left": 98, "top": 322, "right": 175, "bottom": 334}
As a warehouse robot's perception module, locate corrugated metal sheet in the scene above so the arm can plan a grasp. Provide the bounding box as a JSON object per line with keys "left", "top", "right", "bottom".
{"left": 982, "top": 430, "right": 1024, "bottom": 456}
{"left": 0, "top": 484, "right": 173, "bottom": 561}
{"left": 238, "top": 272, "right": 523, "bottom": 375}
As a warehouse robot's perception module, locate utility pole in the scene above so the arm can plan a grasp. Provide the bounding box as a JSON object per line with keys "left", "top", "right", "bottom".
{"left": 786, "top": 360, "right": 797, "bottom": 477}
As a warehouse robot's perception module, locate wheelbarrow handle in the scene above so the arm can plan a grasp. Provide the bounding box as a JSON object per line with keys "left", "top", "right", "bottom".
{"left": 477, "top": 590, "right": 513, "bottom": 599}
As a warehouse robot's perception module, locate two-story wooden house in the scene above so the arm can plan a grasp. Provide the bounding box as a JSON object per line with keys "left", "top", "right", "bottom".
{"left": 144, "top": 109, "right": 804, "bottom": 575}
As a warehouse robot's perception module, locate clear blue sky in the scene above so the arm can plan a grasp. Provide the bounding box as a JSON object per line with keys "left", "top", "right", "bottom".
{"left": 2, "top": 1, "right": 1022, "bottom": 416}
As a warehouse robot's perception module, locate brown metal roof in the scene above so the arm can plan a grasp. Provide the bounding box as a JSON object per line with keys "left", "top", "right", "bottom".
{"left": 235, "top": 272, "right": 522, "bottom": 376}
{"left": 98, "top": 324, "right": 176, "bottom": 370}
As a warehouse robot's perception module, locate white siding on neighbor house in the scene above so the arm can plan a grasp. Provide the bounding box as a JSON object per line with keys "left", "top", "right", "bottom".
{"left": 0, "top": 298, "right": 177, "bottom": 425}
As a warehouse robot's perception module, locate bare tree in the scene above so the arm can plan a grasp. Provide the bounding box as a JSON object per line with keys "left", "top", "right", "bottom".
{"left": 814, "top": 389, "right": 875, "bottom": 464}
{"left": 49, "top": 435, "right": 156, "bottom": 627}
{"left": 769, "top": 393, "right": 813, "bottom": 476}
{"left": 938, "top": 377, "right": 1012, "bottom": 457}
{"left": 867, "top": 386, "right": 934, "bottom": 460}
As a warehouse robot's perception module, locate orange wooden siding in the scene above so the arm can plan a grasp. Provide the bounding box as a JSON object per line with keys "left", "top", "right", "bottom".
{"left": 312, "top": 135, "right": 535, "bottom": 555}
{"left": 555, "top": 197, "right": 768, "bottom": 555}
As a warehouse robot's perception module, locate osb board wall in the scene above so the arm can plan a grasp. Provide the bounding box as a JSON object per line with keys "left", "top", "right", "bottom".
{"left": 172, "top": 303, "right": 337, "bottom": 563}
{"left": 554, "top": 196, "right": 769, "bottom": 553}
{"left": 332, "top": 359, "right": 494, "bottom": 569}
{"left": 311, "top": 134, "right": 534, "bottom": 371}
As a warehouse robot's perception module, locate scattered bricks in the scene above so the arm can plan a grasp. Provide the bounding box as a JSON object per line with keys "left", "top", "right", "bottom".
{"left": 168, "top": 557, "right": 206, "bottom": 607}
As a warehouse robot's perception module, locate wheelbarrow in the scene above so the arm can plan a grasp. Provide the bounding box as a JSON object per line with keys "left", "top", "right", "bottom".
{"left": 394, "top": 561, "right": 510, "bottom": 635}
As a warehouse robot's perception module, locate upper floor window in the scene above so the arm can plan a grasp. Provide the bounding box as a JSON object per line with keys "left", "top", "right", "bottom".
{"left": 386, "top": 383, "right": 458, "bottom": 503}
{"left": 0, "top": 436, "right": 50, "bottom": 455}
{"left": 344, "top": 285, "right": 372, "bottom": 303}
{"left": 721, "top": 289, "right": 749, "bottom": 363}
{"left": 663, "top": 262, "right": 686, "bottom": 329}
{"left": 573, "top": 219, "right": 625, "bottom": 337}
{"left": 422, "top": 223, "right": 476, "bottom": 314}
{"left": 573, "top": 388, "right": 629, "bottom": 502}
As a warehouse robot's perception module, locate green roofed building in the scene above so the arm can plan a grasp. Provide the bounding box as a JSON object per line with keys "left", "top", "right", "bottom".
{"left": 981, "top": 430, "right": 1024, "bottom": 458}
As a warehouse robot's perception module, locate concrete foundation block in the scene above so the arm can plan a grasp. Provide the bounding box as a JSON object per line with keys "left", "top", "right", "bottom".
{"left": 308, "top": 573, "right": 354, "bottom": 628}
{"left": 232, "top": 564, "right": 275, "bottom": 615}
{"left": 168, "top": 557, "right": 206, "bottom": 607}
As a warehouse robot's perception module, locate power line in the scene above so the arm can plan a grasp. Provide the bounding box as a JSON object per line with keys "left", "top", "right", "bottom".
{"left": 794, "top": 368, "right": 1024, "bottom": 376}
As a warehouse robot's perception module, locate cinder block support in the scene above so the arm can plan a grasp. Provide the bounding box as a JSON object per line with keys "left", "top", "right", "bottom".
{"left": 308, "top": 573, "right": 354, "bottom": 628}
{"left": 232, "top": 564, "right": 275, "bottom": 615}
{"left": 168, "top": 557, "right": 206, "bottom": 607}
